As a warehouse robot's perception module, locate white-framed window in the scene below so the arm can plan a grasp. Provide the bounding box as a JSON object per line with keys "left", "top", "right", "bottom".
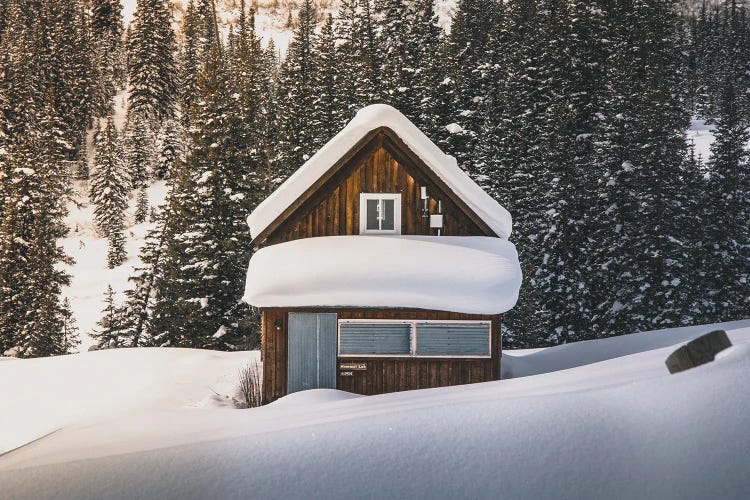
{"left": 338, "top": 320, "right": 491, "bottom": 358}
{"left": 359, "top": 193, "right": 401, "bottom": 234}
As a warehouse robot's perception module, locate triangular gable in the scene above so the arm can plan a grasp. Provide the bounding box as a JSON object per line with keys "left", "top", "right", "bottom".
{"left": 248, "top": 104, "right": 513, "bottom": 244}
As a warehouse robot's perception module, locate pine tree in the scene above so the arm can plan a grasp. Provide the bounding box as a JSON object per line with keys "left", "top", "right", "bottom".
{"left": 0, "top": 104, "right": 74, "bottom": 358}
{"left": 336, "top": 0, "right": 379, "bottom": 116}
{"left": 701, "top": 0, "right": 750, "bottom": 321}
{"left": 587, "top": 0, "right": 698, "bottom": 337}
{"left": 75, "top": 147, "right": 90, "bottom": 180}
{"left": 92, "top": 0, "right": 124, "bottom": 39}
{"left": 309, "top": 13, "right": 343, "bottom": 148}
{"left": 60, "top": 297, "right": 80, "bottom": 354}
{"left": 44, "top": 0, "right": 96, "bottom": 159}
{"left": 135, "top": 188, "right": 149, "bottom": 224}
{"left": 276, "top": 0, "right": 318, "bottom": 174}
{"left": 522, "top": 0, "right": 609, "bottom": 344}
{"left": 107, "top": 219, "right": 127, "bottom": 268}
{"left": 91, "top": 285, "right": 125, "bottom": 349}
{"left": 443, "top": 0, "right": 504, "bottom": 168}
{"left": 482, "top": 0, "right": 557, "bottom": 346}
{"left": 119, "top": 213, "right": 167, "bottom": 347}
{"left": 179, "top": 0, "right": 218, "bottom": 124}
{"left": 154, "top": 119, "right": 184, "bottom": 179}
{"left": 123, "top": 113, "right": 156, "bottom": 188}
{"left": 146, "top": 7, "right": 262, "bottom": 350}
{"left": 128, "top": 0, "right": 178, "bottom": 123}
{"left": 91, "top": 0, "right": 124, "bottom": 118}
{"left": 90, "top": 117, "right": 129, "bottom": 238}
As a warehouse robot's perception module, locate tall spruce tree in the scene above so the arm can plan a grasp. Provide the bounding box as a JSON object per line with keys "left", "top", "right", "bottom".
{"left": 336, "top": 0, "right": 379, "bottom": 117}
{"left": 587, "top": 0, "right": 698, "bottom": 337}
{"left": 0, "top": 105, "right": 76, "bottom": 357}
{"left": 90, "top": 117, "right": 129, "bottom": 268}
{"left": 701, "top": 0, "right": 750, "bottom": 321}
{"left": 276, "top": 0, "right": 317, "bottom": 174}
{"left": 146, "top": 3, "right": 258, "bottom": 349}
{"left": 91, "top": 285, "right": 125, "bottom": 349}
{"left": 309, "top": 13, "right": 343, "bottom": 148}
{"left": 443, "top": 0, "right": 504, "bottom": 169}
{"left": 128, "top": 0, "right": 178, "bottom": 123}
{"left": 123, "top": 113, "right": 156, "bottom": 188}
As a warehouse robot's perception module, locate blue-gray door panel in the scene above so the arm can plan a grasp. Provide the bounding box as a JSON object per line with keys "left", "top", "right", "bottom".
{"left": 317, "top": 313, "right": 338, "bottom": 389}
{"left": 287, "top": 313, "right": 337, "bottom": 394}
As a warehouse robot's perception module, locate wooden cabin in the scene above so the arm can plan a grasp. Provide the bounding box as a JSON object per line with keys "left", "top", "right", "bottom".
{"left": 243, "top": 104, "right": 522, "bottom": 404}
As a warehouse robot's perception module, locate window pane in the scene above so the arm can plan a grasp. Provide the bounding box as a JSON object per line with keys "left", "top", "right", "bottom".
{"left": 416, "top": 323, "right": 490, "bottom": 356}
{"left": 340, "top": 323, "right": 411, "bottom": 355}
{"left": 381, "top": 199, "right": 395, "bottom": 230}
{"left": 366, "top": 199, "right": 380, "bottom": 230}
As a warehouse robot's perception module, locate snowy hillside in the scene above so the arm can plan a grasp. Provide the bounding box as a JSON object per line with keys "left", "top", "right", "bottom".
{"left": 62, "top": 180, "right": 169, "bottom": 351}
{"left": 2, "top": 321, "right": 749, "bottom": 498}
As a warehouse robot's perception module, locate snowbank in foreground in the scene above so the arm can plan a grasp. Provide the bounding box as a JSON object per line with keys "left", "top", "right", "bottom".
{"left": 1, "top": 322, "right": 749, "bottom": 499}
{"left": 0, "top": 348, "right": 255, "bottom": 456}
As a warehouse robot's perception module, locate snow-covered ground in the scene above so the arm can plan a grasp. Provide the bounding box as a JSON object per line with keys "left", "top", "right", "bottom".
{"left": 1, "top": 320, "right": 749, "bottom": 498}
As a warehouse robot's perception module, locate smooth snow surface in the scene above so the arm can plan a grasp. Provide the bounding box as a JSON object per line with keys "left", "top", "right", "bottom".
{"left": 243, "top": 235, "right": 521, "bottom": 314}
{"left": 2, "top": 322, "right": 750, "bottom": 499}
{"left": 247, "top": 104, "right": 513, "bottom": 240}
{"left": 0, "top": 348, "right": 254, "bottom": 455}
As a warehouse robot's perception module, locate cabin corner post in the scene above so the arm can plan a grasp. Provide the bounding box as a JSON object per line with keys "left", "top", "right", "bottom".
{"left": 495, "top": 314, "right": 503, "bottom": 380}
{"left": 261, "top": 309, "right": 290, "bottom": 405}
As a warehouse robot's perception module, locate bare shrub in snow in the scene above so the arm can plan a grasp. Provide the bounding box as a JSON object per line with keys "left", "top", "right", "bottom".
{"left": 236, "top": 360, "right": 262, "bottom": 408}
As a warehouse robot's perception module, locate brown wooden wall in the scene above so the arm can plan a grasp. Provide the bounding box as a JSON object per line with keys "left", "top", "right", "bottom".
{"left": 261, "top": 309, "right": 501, "bottom": 404}
{"left": 261, "top": 309, "right": 288, "bottom": 404}
{"left": 265, "top": 135, "right": 489, "bottom": 246}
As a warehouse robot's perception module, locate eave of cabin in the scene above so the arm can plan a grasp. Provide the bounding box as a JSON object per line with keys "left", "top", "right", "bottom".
{"left": 253, "top": 126, "right": 498, "bottom": 246}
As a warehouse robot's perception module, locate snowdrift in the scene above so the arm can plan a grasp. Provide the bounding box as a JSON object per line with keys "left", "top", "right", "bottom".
{"left": 1, "top": 321, "right": 749, "bottom": 499}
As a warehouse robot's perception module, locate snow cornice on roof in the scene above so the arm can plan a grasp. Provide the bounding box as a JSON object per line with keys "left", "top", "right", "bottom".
{"left": 247, "top": 104, "right": 513, "bottom": 241}
{"left": 243, "top": 236, "right": 522, "bottom": 315}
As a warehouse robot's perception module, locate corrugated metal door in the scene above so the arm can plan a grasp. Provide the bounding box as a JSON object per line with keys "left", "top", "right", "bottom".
{"left": 287, "top": 313, "right": 337, "bottom": 394}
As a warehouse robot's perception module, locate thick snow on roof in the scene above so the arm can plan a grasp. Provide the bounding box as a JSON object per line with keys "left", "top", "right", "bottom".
{"left": 243, "top": 236, "right": 522, "bottom": 314}
{"left": 248, "top": 104, "right": 513, "bottom": 240}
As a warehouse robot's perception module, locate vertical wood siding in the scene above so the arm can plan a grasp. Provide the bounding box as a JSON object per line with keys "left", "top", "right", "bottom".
{"left": 262, "top": 309, "right": 501, "bottom": 404}
{"left": 265, "top": 142, "right": 487, "bottom": 245}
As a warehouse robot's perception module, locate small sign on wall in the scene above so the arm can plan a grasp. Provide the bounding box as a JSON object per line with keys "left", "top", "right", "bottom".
{"left": 340, "top": 371, "right": 354, "bottom": 377}
{"left": 340, "top": 363, "right": 367, "bottom": 371}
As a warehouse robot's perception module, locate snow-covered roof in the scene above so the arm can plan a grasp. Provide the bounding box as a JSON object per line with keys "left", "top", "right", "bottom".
{"left": 243, "top": 236, "right": 522, "bottom": 315}
{"left": 248, "top": 104, "right": 513, "bottom": 240}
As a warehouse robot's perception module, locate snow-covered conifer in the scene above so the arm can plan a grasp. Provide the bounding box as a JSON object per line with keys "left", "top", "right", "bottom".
{"left": 91, "top": 285, "right": 125, "bottom": 349}
{"left": 0, "top": 106, "right": 74, "bottom": 357}
{"left": 90, "top": 118, "right": 129, "bottom": 238}
{"left": 128, "top": 0, "right": 178, "bottom": 123}
{"left": 123, "top": 114, "right": 156, "bottom": 188}
{"left": 135, "top": 188, "right": 149, "bottom": 224}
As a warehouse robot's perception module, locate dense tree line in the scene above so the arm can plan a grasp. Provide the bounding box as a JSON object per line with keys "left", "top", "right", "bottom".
{"left": 2, "top": 0, "right": 750, "bottom": 357}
